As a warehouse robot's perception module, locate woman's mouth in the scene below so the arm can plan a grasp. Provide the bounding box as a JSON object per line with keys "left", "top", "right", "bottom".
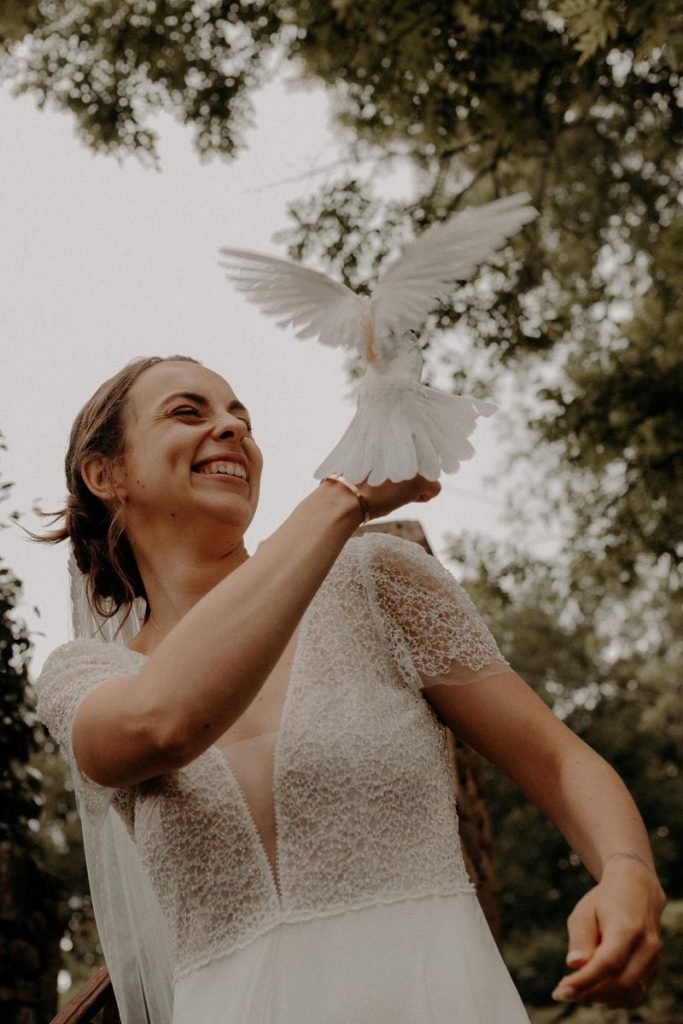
{"left": 192, "top": 459, "right": 248, "bottom": 480}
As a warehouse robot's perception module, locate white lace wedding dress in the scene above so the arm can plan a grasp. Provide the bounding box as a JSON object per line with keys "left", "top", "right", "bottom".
{"left": 35, "top": 531, "right": 531, "bottom": 1023}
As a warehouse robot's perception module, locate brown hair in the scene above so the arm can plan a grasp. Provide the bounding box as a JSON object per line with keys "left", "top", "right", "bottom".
{"left": 37, "top": 355, "right": 201, "bottom": 624}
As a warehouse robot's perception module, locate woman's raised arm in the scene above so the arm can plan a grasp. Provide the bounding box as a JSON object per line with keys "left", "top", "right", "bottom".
{"left": 72, "top": 475, "right": 439, "bottom": 788}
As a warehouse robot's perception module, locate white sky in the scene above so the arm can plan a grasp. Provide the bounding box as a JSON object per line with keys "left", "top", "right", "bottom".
{"left": 0, "top": 74, "right": 555, "bottom": 674}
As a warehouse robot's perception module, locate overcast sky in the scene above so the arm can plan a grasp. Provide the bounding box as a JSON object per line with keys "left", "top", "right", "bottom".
{"left": 0, "top": 72, "right": 556, "bottom": 674}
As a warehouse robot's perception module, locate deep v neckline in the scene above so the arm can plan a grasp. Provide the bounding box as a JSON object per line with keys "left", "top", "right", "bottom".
{"left": 210, "top": 621, "right": 306, "bottom": 907}
{"left": 124, "top": 617, "right": 308, "bottom": 908}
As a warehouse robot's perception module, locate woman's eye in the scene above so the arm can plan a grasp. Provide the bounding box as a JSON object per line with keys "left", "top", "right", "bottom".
{"left": 172, "top": 407, "right": 252, "bottom": 433}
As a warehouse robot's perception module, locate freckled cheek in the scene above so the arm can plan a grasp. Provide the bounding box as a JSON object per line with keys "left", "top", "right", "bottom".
{"left": 128, "top": 457, "right": 182, "bottom": 496}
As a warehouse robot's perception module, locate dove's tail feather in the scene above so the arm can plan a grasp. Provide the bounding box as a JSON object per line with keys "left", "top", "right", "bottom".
{"left": 313, "top": 378, "right": 496, "bottom": 486}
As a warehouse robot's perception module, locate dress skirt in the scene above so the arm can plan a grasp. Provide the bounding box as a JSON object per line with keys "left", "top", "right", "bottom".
{"left": 171, "top": 892, "right": 531, "bottom": 1023}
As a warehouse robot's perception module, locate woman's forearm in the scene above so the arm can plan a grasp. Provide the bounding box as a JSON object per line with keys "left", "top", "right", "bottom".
{"left": 541, "top": 743, "right": 658, "bottom": 884}
{"left": 75, "top": 484, "right": 364, "bottom": 785}
{"left": 422, "top": 667, "right": 662, "bottom": 893}
{"left": 547, "top": 744, "right": 666, "bottom": 1008}
{"left": 139, "top": 484, "right": 362, "bottom": 755}
{"left": 75, "top": 472, "right": 440, "bottom": 786}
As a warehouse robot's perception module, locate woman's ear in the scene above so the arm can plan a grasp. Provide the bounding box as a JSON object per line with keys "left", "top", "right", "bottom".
{"left": 81, "top": 455, "right": 125, "bottom": 503}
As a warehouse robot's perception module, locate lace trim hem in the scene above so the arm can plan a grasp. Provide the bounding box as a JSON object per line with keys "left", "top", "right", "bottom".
{"left": 173, "top": 881, "right": 477, "bottom": 982}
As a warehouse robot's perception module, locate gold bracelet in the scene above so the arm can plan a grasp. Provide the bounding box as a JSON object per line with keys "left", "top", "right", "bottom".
{"left": 319, "top": 474, "right": 371, "bottom": 524}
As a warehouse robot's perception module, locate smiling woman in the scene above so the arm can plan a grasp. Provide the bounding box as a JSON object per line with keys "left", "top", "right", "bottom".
{"left": 75, "top": 359, "right": 266, "bottom": 646}
{"left": 30, "top": 354, "right": 664, "bottom": 1024}
{"left": 36, "top": 356, "right": 262, "bottom": 629}
{"left": 161, "top": 390, "right": 253, "bottom": 484}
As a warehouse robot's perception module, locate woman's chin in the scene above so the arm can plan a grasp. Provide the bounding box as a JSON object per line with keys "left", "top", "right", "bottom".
{"left": 192, "top": 492, "right": 255, "bottom": 531}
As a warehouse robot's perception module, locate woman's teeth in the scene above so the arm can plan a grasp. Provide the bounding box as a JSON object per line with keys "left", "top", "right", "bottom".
{"left": 195, "top": 461, "right": 247, "bottom": 479}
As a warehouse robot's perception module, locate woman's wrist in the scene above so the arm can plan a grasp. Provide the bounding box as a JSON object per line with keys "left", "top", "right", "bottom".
{"left": 308, "top": 477, "right": 366, "bottom": 530}
{"left": 599, "top": 855, "right": 667, "bottom": 911}
{"left": 600, "top": 851, "right": 660, "bottom": 884}
{"left": 319, "top": 475, "right": 371, "bottom": 524}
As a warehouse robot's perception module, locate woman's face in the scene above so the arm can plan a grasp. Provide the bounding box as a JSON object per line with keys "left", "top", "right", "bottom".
{"left": 114, "top": 360, "right": 263, "bottom": 540}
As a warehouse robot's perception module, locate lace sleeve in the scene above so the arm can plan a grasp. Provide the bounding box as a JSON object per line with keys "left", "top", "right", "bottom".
{"left": 361, "top": 532, "right": 513, "bottom": 693}
{"left": 33, "top": 640, "right": 124, "bottom": 819}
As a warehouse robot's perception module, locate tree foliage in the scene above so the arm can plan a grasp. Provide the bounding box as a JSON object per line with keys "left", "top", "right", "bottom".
{"left": 0, "top": 1, "right": 282, "bottom": 163}
{"left": 276, "top": 0, "right": 682, "bottom": 591}
{"left": 32, "top": 742, "right": 101, "bottom": 994}
{"left": 0, "top": 437, "right": 66, "bottom": 1024}
{"left": 2, "top": 2, "right": 681, "bottom": 587}
{"left": 0, "top": 432, "right": 41, "bottom": 845}
{"left": 0, "top": 435, "right": 95, "bottom": 1006}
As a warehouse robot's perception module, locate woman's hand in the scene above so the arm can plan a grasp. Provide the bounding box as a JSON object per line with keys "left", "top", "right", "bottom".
{"left": 356, "top": 474, "right": 441, "bottom": 521}
{"left": 552, "top": 859, "right": 666, "bottom": 1008}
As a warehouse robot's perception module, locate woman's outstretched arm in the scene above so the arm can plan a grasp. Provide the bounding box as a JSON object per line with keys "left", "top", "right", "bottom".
{"left": 72, "top": 476, "right": 439, "bottom": 788}
{"left": 421, "top": 670, "right": 666, "bottom": 1009}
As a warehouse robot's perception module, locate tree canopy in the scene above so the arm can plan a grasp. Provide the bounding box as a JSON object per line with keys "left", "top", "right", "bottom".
{"left": 0, "top": 0, "right": 281, "bottom": 161}
{"left": 2, "top": 5, "right": 680, "bottom": 592}
{"left": 275, "top": 1, "right": 682, "bottom": 591}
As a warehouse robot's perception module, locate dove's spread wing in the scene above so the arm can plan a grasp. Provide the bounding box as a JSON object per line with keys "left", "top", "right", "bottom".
{"left": 218, "top": 247, "right": 368, "bottom": 350}
{"left": 371, "top": 192, "right": 537, "bottom": 344}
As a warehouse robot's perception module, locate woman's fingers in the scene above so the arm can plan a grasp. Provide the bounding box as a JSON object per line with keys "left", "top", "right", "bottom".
{"left": 357, "top": 473, "right": 441, "bottom": 519}
{"left": 564, "top": 902, "right": 600, "bottom": 970}
{"left": 557, "top": 872, "right": 663, "bottom": 1007}
{"left": 417, "top": 479, "right": 441, "bottom": 502}
{"left": 553, "top": 932, "right": 632, "bottom": 1002}
{"left": 594, "top": 966, "right": 661, "bottom": 1008}
{"left": 554, "top": 927, "right": 661, "bottom": 1006}
{"left": 553, "top": 866, "right": 665, "bottom": 1009}
{"left": 579, "top": 947, "right": 656, "bottom": 1003}
{"left": 586, "top": 935, "right": 662, "bottom": 1007}
{"left": 598, "top": 954, "right": 663, "bottom": 1011}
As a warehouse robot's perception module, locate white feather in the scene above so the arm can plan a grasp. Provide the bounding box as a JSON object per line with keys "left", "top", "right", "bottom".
{"left": 217, "top": 247, "right": 368, "bottom": 350}
{"left": 313, "top": 367, "right": 498, "bottom": 485}
{"left": 371, "top": 192, "right": 537, "bottom": 348}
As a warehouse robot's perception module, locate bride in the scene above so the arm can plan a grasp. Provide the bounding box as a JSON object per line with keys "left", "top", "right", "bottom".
{"left": 34, "top": 354, "right": 665, "bottom": 1023}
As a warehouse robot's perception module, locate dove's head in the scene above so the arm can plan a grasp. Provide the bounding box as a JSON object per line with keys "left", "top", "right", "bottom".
{"left": 40, "top": 355, "right": 263, "bottom": 623}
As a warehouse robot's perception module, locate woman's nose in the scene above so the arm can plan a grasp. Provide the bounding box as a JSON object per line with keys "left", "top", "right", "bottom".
{"left": 214, "top": 415, "right": 248, "bottom": 441}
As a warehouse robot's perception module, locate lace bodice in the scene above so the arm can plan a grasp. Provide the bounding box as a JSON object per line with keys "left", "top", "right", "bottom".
{"left": 34, "top": 532, "right": 512, "bottom": 982}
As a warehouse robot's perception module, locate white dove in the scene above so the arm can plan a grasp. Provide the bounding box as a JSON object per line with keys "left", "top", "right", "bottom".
{"left": 218, "top": 191, "right": 537, "bottom": 486}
